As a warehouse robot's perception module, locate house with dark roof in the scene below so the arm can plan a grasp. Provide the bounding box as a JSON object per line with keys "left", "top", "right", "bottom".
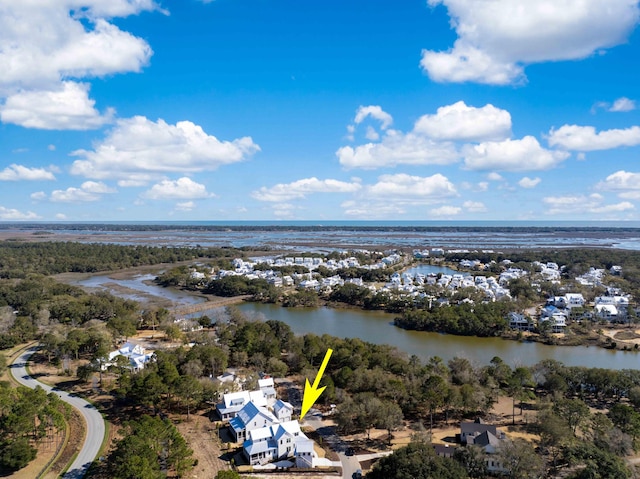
{"left": 460, "top": 419, "right": 505, "bottom": 445}
{"left": 460, "top": 419, "right": 508, "bottom": 474}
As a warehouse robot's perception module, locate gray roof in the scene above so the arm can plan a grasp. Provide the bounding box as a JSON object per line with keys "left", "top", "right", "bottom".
{"left": 473, "top": 430, "right": 501, "bottom": 448}
{"left": 460, "top": 421, "right": 498, "bottom": 436}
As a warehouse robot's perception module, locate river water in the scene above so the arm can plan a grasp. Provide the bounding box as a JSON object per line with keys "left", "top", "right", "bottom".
{"left": 234, "top": 303, "right": 638, "bottom": 370}
{"left": 73, "top": 273, "right": 640, "bottom": 370}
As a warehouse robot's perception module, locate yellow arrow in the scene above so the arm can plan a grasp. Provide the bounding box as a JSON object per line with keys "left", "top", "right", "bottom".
{"left": 300, "top": 348, "right": 333, "bottom": 421}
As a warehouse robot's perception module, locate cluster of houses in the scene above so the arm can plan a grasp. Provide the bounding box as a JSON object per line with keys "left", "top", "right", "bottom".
{"left": 216, "top": 378, "right": 317, "bottom": 468}
{"left": 192, "top": 249, "right": 634, "bottom": 334}
{"left": 189, "top": 251, "right": 403, "bottom": 289}
{"left": 509, "top": 287, "right": 633, "bottom": 333}
{"left": 389, "top": 270, "right": 513, "bottom": 301}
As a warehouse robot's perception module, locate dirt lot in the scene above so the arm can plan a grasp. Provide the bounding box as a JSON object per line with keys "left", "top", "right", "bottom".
{"left": 174, "top": 413, "right": 229, "bottom": 479}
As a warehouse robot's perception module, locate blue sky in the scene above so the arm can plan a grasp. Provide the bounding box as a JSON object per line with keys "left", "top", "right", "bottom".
{"left": 1, "top": 0, "right": 640, "bottom": 222}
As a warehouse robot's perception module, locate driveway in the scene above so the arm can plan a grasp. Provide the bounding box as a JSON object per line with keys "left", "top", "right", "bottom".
{"left": 302, "top": 408, "right": 362, "bottom": 479}
{"left": 10, "top": 346, "right": 106, "bottom": 479}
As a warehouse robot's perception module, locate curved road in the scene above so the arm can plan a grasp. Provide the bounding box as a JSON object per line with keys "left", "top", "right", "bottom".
{"left": 10, "top": 346, "right": 106, "bottom": 479}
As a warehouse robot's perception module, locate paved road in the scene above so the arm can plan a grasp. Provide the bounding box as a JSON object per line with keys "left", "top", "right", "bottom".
{"left": 302, "top": 408, "right": 359, "bottom": 479}
{"left": 10, "top": 346, "right": 106, "bottom": 479}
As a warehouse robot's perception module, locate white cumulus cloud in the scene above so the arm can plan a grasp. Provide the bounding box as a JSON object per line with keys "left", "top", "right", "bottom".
{"left": 518, "top": 177, "right": 541, "bottom": 188}
{"left": 252, "top": 177, "right": 362, "bottom": 202}
{"left": 0, "top": 4, "right": 154, "bottom": 90}
{"left": 610, "top": 97, "right": 637, "bottom": 112}
{"left": 71, "top": 116, "right": 259, "bottom": 183}
{"left": 338, "top": 101, "right": 518, "bottom": 169}
{"left": 0, "top": 2, "right": 160, "bottom": 129}
{"left": 596, "top": 170, "right": 640, "bottom": 199}
{"left": 353, "top": 105, "right": 393, "bottom": 129}
{"left": 0, "top": 164, "right": 56, "bottom": 181}
{"left": 548, "top": 125, "right": 640, "bottom": 151}
{"left": 463, "top": 201, "right": 487, "bottom": 213}
{"left": 365, "top": 173, "right": 458, "bottom": 201}
{"left": 175, "top": 201, "right": 196, "bottom": 211}
{"left": 0, "top": 206, "right": 40, "bottom": 220}
{"left": 341, "top": 200, "right": 406, "bottom": 219}
{"left": 543, "top": 193, "right": 634, "bottom": 215}
{"left": 142, "top": 177, "right": 213, "bottom": 200}
{"left": 50, "top": 181, "right": 116, "bottom": 202}
{"left": 0, "top": 82, "right": 114, "bottom": 130}
{"left": 414, "top": 101, "right": 512, "bottom": 141}
{"left": 30, "top": 192, "right": 47, "bottom": 201}
{"left": 464, "top": 136, "right": 570, "bottom": 171}
{"left": 337, "top": 130, "right": 458, "bottom": 169}
{"left": 422, "top": 0, "right": 640, "bottom": 84}
{"left": 430, "top": 205, "right": 462, "bottom": 217}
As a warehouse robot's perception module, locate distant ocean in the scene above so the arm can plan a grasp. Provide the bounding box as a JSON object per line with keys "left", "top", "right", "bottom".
{"left": 2, "top": 221, "right": 640, "bottom": 250}
{"left": 3, "top": 220, "right": 640, "bottom": 228}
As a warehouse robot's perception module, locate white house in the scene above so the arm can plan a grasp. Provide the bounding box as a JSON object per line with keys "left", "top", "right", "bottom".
{"left": 508, "top": 312, "right": 533, "bottom": 331}
{"left": 273, "top": 399, "right": 294, "bottom": 423}
{"left": 230, "top": 401, "right": 278, "bottom": 443}
{"left": 595, "top": 295, "right": 629, "bottom": 321}
{"left": 258, "top": 377, "right": 277, "bottom": 402}
{"left": 104, "top": 342, "right": 154, "bottom": 372}
{"left": 243, "top": 420, "right": 314, "bottom": 467}
{"left": 595, "top": 304, "right": 618, "bottom": 321}
{"left": 564, "top": 293, "right": 585, "bottom": 309}
{"left": 216, "top": 390, "right": 267, "bottom": 421}
{"left": 539, "top": 314, "right": 566, "bottom": 333}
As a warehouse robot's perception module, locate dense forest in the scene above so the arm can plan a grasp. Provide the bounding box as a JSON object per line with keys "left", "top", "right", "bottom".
{"left": 0, "top": 241, "right": 244, "bottom": 278}
{"left": 0, "top": 384, "right": 70, "bottom": 473}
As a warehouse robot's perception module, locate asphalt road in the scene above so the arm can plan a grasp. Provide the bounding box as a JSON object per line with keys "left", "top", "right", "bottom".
{"left": 10, "top": 346, "right": 106, "bottom": 479}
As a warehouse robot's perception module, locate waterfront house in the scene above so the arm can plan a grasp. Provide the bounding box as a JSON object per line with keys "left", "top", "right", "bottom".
{"left": 539, "top": 314, "right": 566, "bottom": 333}
{"left": 508, "top": 312, "right": 533, "bottom": 331}
{"left": 595, "top": 304, "right": 619, "bottom": 321}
